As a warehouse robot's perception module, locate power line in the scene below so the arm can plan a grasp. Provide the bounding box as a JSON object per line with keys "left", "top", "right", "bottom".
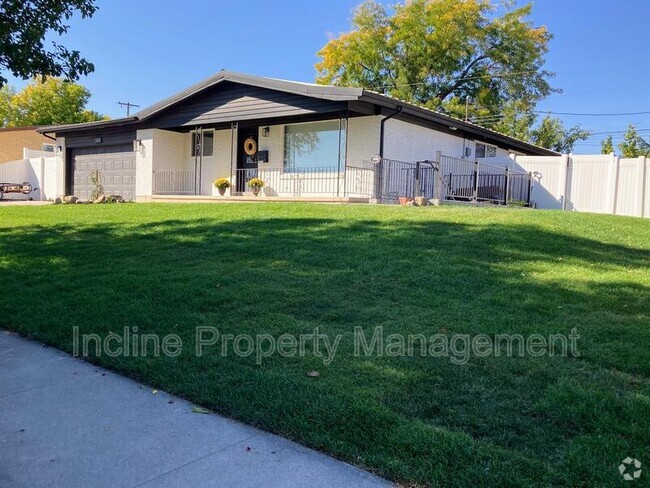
{"left": 584, "top": 128, "right": 650, "bottom": 135}
{"left": 534, "top": 110, "right": 650, "bottom": 117}
{"left": 369, "top": 70, "right": 539, "bottom": 90}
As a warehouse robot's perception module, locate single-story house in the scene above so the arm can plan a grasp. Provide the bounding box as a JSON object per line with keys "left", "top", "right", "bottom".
{"left": 40, "top": 70, "right": 556, "bottom": 202}
{"left": 0, "top": 126, "right": 55, "bottom": 163}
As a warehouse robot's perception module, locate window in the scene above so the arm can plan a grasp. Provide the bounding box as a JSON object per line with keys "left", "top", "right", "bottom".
{"left": 475, "top": 142, "right": 497, "bottom": 158}
{"left": 42, "top": 143, "right": 55, "bottom": 152}
{"left": 191, "top": 130, "right": 214, "bottom": 157}
{"left": 283, "top": 120, "right": 346, "bottom": 171}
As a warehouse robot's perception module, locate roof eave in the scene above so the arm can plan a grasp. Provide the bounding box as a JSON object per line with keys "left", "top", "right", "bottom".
{"left": 37, "top": 117, "right": 139, "bottom": 134}
{"left": 359, "top": 91, "right": 559, "bottom": 157}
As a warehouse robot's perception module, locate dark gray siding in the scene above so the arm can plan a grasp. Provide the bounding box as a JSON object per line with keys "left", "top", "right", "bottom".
{"left": 145, "top": 82, "right": 346, "bottom": 129}
{"left": 64, "top": 129, "right": 136, "bottom": 149}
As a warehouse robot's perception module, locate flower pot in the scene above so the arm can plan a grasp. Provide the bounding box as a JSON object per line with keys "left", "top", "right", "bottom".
{"left": 399, "top": 197, "right": 414, "bottom": 206}
{"left": 252, "top": 188, "right": 260, "bottom": 196}
{"left": 218, "top": 187, "right": 226, "bottom": 196}
{"left": 414, "top": 196, "right": 428, "bottom": 206}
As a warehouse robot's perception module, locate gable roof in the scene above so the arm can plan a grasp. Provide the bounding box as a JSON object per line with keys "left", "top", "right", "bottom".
{"left": 39, "top": 70, "right": 557, "bottom": 155}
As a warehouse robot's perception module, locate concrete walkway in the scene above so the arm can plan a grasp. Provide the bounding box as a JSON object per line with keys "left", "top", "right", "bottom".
{"left": 0, "top": 332, "right": 392, "bottom": 488}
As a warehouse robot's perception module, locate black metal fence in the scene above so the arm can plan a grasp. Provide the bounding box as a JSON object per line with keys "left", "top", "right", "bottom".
{"left": 378, "top": 155, "right": 532, "bottom": 205}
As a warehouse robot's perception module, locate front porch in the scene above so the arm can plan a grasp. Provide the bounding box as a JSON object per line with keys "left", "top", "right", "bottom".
{"left": 151, "top": 165, "right": 375, "bottom": 199}
{"left": 140, "top": 116, "right": 377, "bottom": 201}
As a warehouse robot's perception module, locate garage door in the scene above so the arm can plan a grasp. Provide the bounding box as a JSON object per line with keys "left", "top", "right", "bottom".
{"left": 71, "top": 144, "right": 136, "bottom": 201}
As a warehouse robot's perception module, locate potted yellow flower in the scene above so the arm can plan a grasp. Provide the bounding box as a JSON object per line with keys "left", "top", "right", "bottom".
{"left": 213, "top": 178, "right": 231, "bottom": 196}
{"left": 247, "top": 178, "right": 265, "bottom": 196}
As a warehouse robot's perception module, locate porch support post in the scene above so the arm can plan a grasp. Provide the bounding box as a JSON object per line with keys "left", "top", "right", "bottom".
{"left": 230, "top": 122, "right": 237, "bottom": 196}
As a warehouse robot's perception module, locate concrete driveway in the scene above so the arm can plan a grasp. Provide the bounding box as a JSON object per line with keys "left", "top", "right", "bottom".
{"left": 0, "top": 332, "right": 392, "bottom": 488}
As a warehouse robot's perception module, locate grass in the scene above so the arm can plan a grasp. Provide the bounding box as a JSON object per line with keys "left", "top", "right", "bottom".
{"left": 1, "top": 202, "right": 649, "bottom": 487}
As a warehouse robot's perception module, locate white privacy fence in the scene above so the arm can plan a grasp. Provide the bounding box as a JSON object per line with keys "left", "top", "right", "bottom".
{"left": 0, "top": 155, "right": 61, "bottom": 200}
{"left": 513, "top": 154, "right": 649, "bottom": 218}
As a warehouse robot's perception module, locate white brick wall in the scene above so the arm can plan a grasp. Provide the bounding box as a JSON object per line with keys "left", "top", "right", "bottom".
{"left": 135, "top": 129, "right": 154, "bottom": 199}
{"left": 204, "top": 129, "right": 233, "bottom": 195}
{"left": 384, "top": 118, "right": 466, "bottom": 161}
{"left": 346, "top": 116, "right": 381, "bottom": 165}
{"left": 384, "top": 118, "right": 516, "bottom": 163}
{"left": 136, "top": 128, "right": 187, "bottom": 199}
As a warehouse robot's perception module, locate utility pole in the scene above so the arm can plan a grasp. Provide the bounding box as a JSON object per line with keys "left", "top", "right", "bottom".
{"left": 118, "top": 101, "right": 140, "bottom": 116}
{"left": 465, "top": 97, "right": 471, "bottom": 122}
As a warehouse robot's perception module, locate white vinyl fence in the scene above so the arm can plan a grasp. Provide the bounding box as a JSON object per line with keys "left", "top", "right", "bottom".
{"left": 513, "top": 153, "right": 649, "bottom": 218}
{"left": 0, "top": 155, "right": 61, "bottom": 200}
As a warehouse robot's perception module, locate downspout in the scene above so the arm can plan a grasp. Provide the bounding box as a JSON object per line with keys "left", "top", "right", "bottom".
{"left": 375, "top": 105, "right": 402, "bottom": 203}
{"left": 379, "top": 105, "right": 403, "bottom": 158}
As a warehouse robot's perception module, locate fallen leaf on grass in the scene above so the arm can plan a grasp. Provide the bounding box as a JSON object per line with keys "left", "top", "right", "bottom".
{"left": 191, "top": 406, "right": 212, "bottom": 414}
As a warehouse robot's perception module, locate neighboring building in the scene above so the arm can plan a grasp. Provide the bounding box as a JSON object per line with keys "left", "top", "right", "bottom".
{"left": 0, "top": 126, "right": 54, "bottom": 163}
{"left": 39, "top": 71, "right": 556, "bottom": 202}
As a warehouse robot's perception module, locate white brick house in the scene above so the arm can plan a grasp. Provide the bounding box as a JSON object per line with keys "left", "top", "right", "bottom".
{"left": 40, "top": 71, "right": 555, "bottom": 202}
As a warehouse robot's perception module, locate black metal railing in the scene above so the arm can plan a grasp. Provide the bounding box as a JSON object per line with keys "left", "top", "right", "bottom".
{"left": 378, "top": 159, "right": 438, "bottom": 203}
{"left": 377, "top": 155, "right": 532, "bottom": 206}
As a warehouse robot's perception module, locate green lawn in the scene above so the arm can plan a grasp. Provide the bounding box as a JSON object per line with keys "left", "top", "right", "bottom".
{"left": 1, "top": 202, "right": 649, "bottom": 487}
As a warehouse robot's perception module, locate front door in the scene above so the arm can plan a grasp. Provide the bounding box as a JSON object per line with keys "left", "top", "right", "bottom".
{"left": 236, "top": 127, "right": 259, "bottom": 192}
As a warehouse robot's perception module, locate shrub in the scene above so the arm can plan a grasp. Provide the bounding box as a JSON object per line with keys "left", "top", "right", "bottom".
{"left": 89, "top": 170, "right": 104, "bottom": 201}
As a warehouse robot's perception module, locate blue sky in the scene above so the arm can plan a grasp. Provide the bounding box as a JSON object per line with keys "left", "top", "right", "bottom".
{"left": 6, "top": 0, "right": 650, "bottom": 152}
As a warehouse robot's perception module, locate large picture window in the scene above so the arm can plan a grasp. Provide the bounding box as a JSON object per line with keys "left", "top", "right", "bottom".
{"left": 283, "top": 120, "right": 346, "bottom": 172}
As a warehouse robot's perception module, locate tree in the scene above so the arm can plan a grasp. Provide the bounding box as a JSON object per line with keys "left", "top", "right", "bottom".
{"left": 618, "top": 124, "right": 650, "bottom": 158}
{"left": 0, "top": 77, "right": 105, "bottom": 126}
{"left": 529, "top": 116, "right": 591, "bottom": 153}
{"left": 0, "top": 0, "right": 98, "bottom": 87}
{"left": 316, "top": 0, "right": 556, "bottom": 126}
{"left": 600, "top": 135, "right": 614, "bottom": 155}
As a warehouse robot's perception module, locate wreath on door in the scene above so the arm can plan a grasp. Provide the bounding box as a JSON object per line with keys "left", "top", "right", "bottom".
{"left": 244, "top": 137, "right": 257, "bottom": 156}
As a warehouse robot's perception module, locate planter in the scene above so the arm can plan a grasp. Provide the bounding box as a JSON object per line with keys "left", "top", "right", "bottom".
{"left": 399, "top": 197, "right": 414, "bottom": 206}
{"left": 414, "top": 196, "right": 428, "bottom": 206}
{"left": 218, "top": 187, "right": 226, "bottom": 196}
{"left": 252, "top": 188, "right": 261, "bottom": 196}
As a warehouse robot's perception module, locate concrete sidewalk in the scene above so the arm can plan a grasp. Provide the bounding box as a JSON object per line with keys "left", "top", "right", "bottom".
{"left": 0, "top": 332, "right": 392, "bottom": 488}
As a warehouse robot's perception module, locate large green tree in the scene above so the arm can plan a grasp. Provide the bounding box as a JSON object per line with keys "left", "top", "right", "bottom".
{"left": 0, "top": 77, "right": 105, "bottom": 126}
{"left": 618, "top": 124, "right": 650, "bottom": 158}
{"left": 529, "top": 116, "right": 591, "bottom": 153}
{"left": 315, "top": 0, "right": 596, "bottom": 152}
{"left": 316, "top": 0, "right": 555, "bottom": 122}
{"left": 0, "top": 0, "right": 97, "bottom": 87}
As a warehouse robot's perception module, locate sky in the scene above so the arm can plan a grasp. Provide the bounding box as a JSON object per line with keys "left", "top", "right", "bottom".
{"left": 5, "top": 0, "right": 650, "bottom": 153}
